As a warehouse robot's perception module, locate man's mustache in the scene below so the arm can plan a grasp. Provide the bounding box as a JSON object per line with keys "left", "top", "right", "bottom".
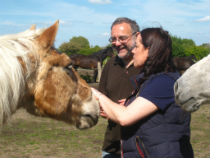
{"left": 112, "top": 42, "right": 136, "bottom": 53}
{"left": 113, "top": 44, "right": 128, "bottom": 51}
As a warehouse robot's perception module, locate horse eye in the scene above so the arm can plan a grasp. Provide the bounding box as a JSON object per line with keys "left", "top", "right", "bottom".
{"left": 65, "top": 64, "right": 73, "bottom": 70}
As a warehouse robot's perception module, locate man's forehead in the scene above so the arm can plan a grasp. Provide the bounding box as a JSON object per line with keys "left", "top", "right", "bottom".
{"left": 111, "top": 23, "right": 131, "bottom": 35}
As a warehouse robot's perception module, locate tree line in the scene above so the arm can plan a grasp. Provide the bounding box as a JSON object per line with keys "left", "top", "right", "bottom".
{"left": 58, "top": 36, "right": 102, "bottom": 56}
{"left": 58, "top": 35, "right": 210, "bottom": 61}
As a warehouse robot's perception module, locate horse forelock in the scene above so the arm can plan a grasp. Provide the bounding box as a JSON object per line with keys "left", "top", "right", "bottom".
{"left": 0, "top": 28, "right": 44, "bottom": 125}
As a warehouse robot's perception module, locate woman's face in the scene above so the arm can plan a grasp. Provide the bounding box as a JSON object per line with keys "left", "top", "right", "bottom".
{"left": 131, "top": 33, "right": 149, "bottom": 68}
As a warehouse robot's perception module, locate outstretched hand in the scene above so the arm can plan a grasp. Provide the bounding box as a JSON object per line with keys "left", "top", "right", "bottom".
{"left": 118, "top": 99, "right": 126, "bottom": 105}
{"left": 100, "top": 107, "right": 108, "bottom": 118}
{"left": 91, "top": 88, "right": 108, "bottom": 118}
{"left": 91, "top": 88, "right": 102, "bottom": 100}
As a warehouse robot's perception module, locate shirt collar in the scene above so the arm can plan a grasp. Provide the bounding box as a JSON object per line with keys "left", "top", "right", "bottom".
{"left": 114, "top": 56, "right": 125, "bottom": 67}
{"left": 130, "top": 73, "right": 144, "bottom": 89}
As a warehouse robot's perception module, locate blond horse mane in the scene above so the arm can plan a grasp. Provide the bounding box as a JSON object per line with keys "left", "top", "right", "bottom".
{"left": 0, "top": 27, "right": 43, "bottom": 125}
{"left": 0, "top": 21, "right": 99, "bottom": 129}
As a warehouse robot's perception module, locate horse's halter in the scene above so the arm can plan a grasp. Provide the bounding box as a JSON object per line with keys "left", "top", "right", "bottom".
{"left": 64, "top": 64, "right": 78, "bottom": 82}
{"left": 52, "top": 47, "right": 78, "bottom": 83}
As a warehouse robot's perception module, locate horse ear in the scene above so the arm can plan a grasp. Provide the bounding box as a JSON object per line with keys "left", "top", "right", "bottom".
{"left": 30, "top": 24, "right": 36, "bottom": 30}
{"left": 37, "top": 20, "right": 59, "bottom": 49}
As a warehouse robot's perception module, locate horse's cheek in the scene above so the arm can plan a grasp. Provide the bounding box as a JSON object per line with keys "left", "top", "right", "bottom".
{"left": 77, "top": 81, "right": 91, "bottom": 101}
{"left": 34, "top": 75, "right": 70, "bottom": 115}
{"left": 34, "top": 83, "right": 58, "bottom": 115}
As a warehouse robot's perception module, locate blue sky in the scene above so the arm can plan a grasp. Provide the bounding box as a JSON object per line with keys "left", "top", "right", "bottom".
{"left": 0, "top": 0, "right": 209, "bottom": 48}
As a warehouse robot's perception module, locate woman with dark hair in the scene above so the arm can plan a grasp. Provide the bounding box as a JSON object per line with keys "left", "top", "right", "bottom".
{"left": 92, "top": 27, "right": 194, "bottom": 158}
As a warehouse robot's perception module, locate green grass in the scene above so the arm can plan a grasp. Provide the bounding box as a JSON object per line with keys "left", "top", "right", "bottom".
{"left": 0, "top": 110, "right": 106, "bottom": 158}
{"left": 0, "top": 105, "right": 209, "bottom": 158}
{"left": 190, "top": 105, "right": 210, "bottom": 157}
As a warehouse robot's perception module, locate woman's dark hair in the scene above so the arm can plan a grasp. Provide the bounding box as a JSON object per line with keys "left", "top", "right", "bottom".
{"left": 141, "top": 27, "right": 176, "bottom": 78}
{"left": 111, "top": 17, "right": 140, "bottom": 34}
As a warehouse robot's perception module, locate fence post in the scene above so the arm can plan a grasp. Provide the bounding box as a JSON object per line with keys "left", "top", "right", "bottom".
{"left": 96, "top": 62, "right": 102, "bottom": 83}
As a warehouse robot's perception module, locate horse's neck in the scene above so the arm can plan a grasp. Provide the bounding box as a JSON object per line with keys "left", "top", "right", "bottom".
{"left": 90, "top": 53, "right": 101, "bottom": 61}
{"left": 99, "top": 53, "right": 108, "bottom": 62}
{"left": 100, "top": 48, "right": 113, "bottom": 61}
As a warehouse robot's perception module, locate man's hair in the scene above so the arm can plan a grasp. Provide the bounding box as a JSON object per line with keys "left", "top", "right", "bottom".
{"left": 111, "top": 17, "right": 140, "bottom": 33}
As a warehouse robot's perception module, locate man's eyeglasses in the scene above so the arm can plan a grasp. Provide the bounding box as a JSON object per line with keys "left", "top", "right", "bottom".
{"left": 109, "top": 32, "right": 136, "bottom": 43}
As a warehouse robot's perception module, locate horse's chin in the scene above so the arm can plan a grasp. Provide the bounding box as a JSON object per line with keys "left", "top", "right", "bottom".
{"left": 76, "top": 114, "right": 99, "bottom": 129}
{"left": 180, "top": 97, "right": 200, "bottom": 112}
{"left": 75, "top": 95, "right": 100, "bottom": 129}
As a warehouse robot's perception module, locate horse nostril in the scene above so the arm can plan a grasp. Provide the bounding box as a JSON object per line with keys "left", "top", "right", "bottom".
{"left": 174, "top": 81, "right": 180, "bottom": 104}
{"left": 84, "top": 114, "right": 92, "bottom": 118}
{"left": 174, "top": 81, "right": 179, "bottom": 93}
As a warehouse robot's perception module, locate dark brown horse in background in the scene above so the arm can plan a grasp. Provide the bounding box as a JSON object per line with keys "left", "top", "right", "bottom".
{"left": 173, "top": 55, "right": 196, "bottom": 74}
{"left": 69, "top": 46, "right": 114, "bottom": 69}
{"left": 70, "top": 46, "right": 114, "bottom": 82}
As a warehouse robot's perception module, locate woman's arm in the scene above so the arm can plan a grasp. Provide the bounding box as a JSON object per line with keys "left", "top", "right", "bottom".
{"left": 92, "top": 88, "right": 158, "bottom": 126}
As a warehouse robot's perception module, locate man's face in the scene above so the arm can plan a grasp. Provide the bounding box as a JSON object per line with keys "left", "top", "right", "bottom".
{"left": 110, "top": 23, "right": 136, "bottom": 59}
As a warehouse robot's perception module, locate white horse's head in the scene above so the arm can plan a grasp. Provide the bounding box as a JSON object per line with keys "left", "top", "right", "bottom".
{"left": 174, "top": 54, "right": 210, "bottom": 112}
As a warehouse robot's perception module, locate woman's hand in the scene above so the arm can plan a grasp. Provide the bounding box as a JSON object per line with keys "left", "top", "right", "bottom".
{"left": 118, "top": 99, "right": 126, "bottom": 105}
{"left": 100, "top": 107, "right": 108, "bottom": 118}
{"left": 91, "top": 88, "right": 108, "bottom": 118}
{"left": 91, "top": 88, "right": 102, "bottom": 100}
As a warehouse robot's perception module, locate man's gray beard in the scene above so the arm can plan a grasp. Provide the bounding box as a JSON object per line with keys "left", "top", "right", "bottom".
{"left": 117, "top": 51, "right": 133, "bottom": 64}
{"left": 117, "top": 50, "right": 132, "bottom": 59}
{"left": 118, "top": 42, "right": 136, "bottom": 60}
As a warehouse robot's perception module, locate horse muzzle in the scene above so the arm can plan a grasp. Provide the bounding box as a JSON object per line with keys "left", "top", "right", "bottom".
{"left": 76, "top": 94, "right": 100, "bottom": 129}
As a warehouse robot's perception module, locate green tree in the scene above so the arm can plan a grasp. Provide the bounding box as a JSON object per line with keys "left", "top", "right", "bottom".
{"left": 172, "top": 36, "right": 198, "bottom": 58}
{"left": 171, "top": 36, "right": 186, "bottom": 57}
{"left": 78, "top": 45, "right": 101, "bottom": 55}
{"left": 70, "top": 36, "right": 90, "bottom": 49}
{"left": 59, "top": 42, "right": 72, "bottom": 54}
{"left": 58, "top": 36, "right": 90, "bottom": 55}
{"left": 200, "top": 43, "right": 210, "bottom": 49}
{"left": 187, "top": 46, "right": 209, "bottom": 60}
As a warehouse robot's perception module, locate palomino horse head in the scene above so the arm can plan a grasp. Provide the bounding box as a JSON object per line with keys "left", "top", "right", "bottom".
{"left": 0, "top": 21, "right": 99, "bottom": 129}
{"left": 174, "top": 54, "right": 210, "bottom": 112}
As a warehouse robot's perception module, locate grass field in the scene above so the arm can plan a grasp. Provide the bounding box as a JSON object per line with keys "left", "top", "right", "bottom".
{"left": 190, "top": 105, "right": 210, "bottom": 158}
{"left": 0, "top": 105, "right": 209, "bottom": 158}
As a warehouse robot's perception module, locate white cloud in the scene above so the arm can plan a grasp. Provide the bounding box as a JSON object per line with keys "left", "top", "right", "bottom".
{"left": 59, "top": 20, "right": 65, "bottom": 24}
{"left": 0, "top": 21, "right": 23, "bottom": 27}
{"left": 88, "top": 0, "right": 112, "bottom": 4}
{"left": 101, "top": 32, "right": 110, "bottom": 36}
{"left": 196, "top": 16, "right": 210, "bottom": 22}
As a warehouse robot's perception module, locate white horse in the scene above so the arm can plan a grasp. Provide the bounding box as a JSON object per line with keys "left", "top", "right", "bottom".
{"left": 174, "top": 54, "right": 210, "bottom": 112}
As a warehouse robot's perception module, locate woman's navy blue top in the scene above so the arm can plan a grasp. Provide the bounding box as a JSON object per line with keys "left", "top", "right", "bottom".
{"left": 139, "top": 73, "right": 176, "bottom": 111}
{"left": 121, "top": 72, "right": 194, "bottom": 158}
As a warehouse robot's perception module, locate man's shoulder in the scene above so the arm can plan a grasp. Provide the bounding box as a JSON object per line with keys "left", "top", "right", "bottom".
{"left": 106, "top": 56, "right": 116, "bottom": 64}
{"left": 103, "top": 56, "right": 117, "bottom": 68}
